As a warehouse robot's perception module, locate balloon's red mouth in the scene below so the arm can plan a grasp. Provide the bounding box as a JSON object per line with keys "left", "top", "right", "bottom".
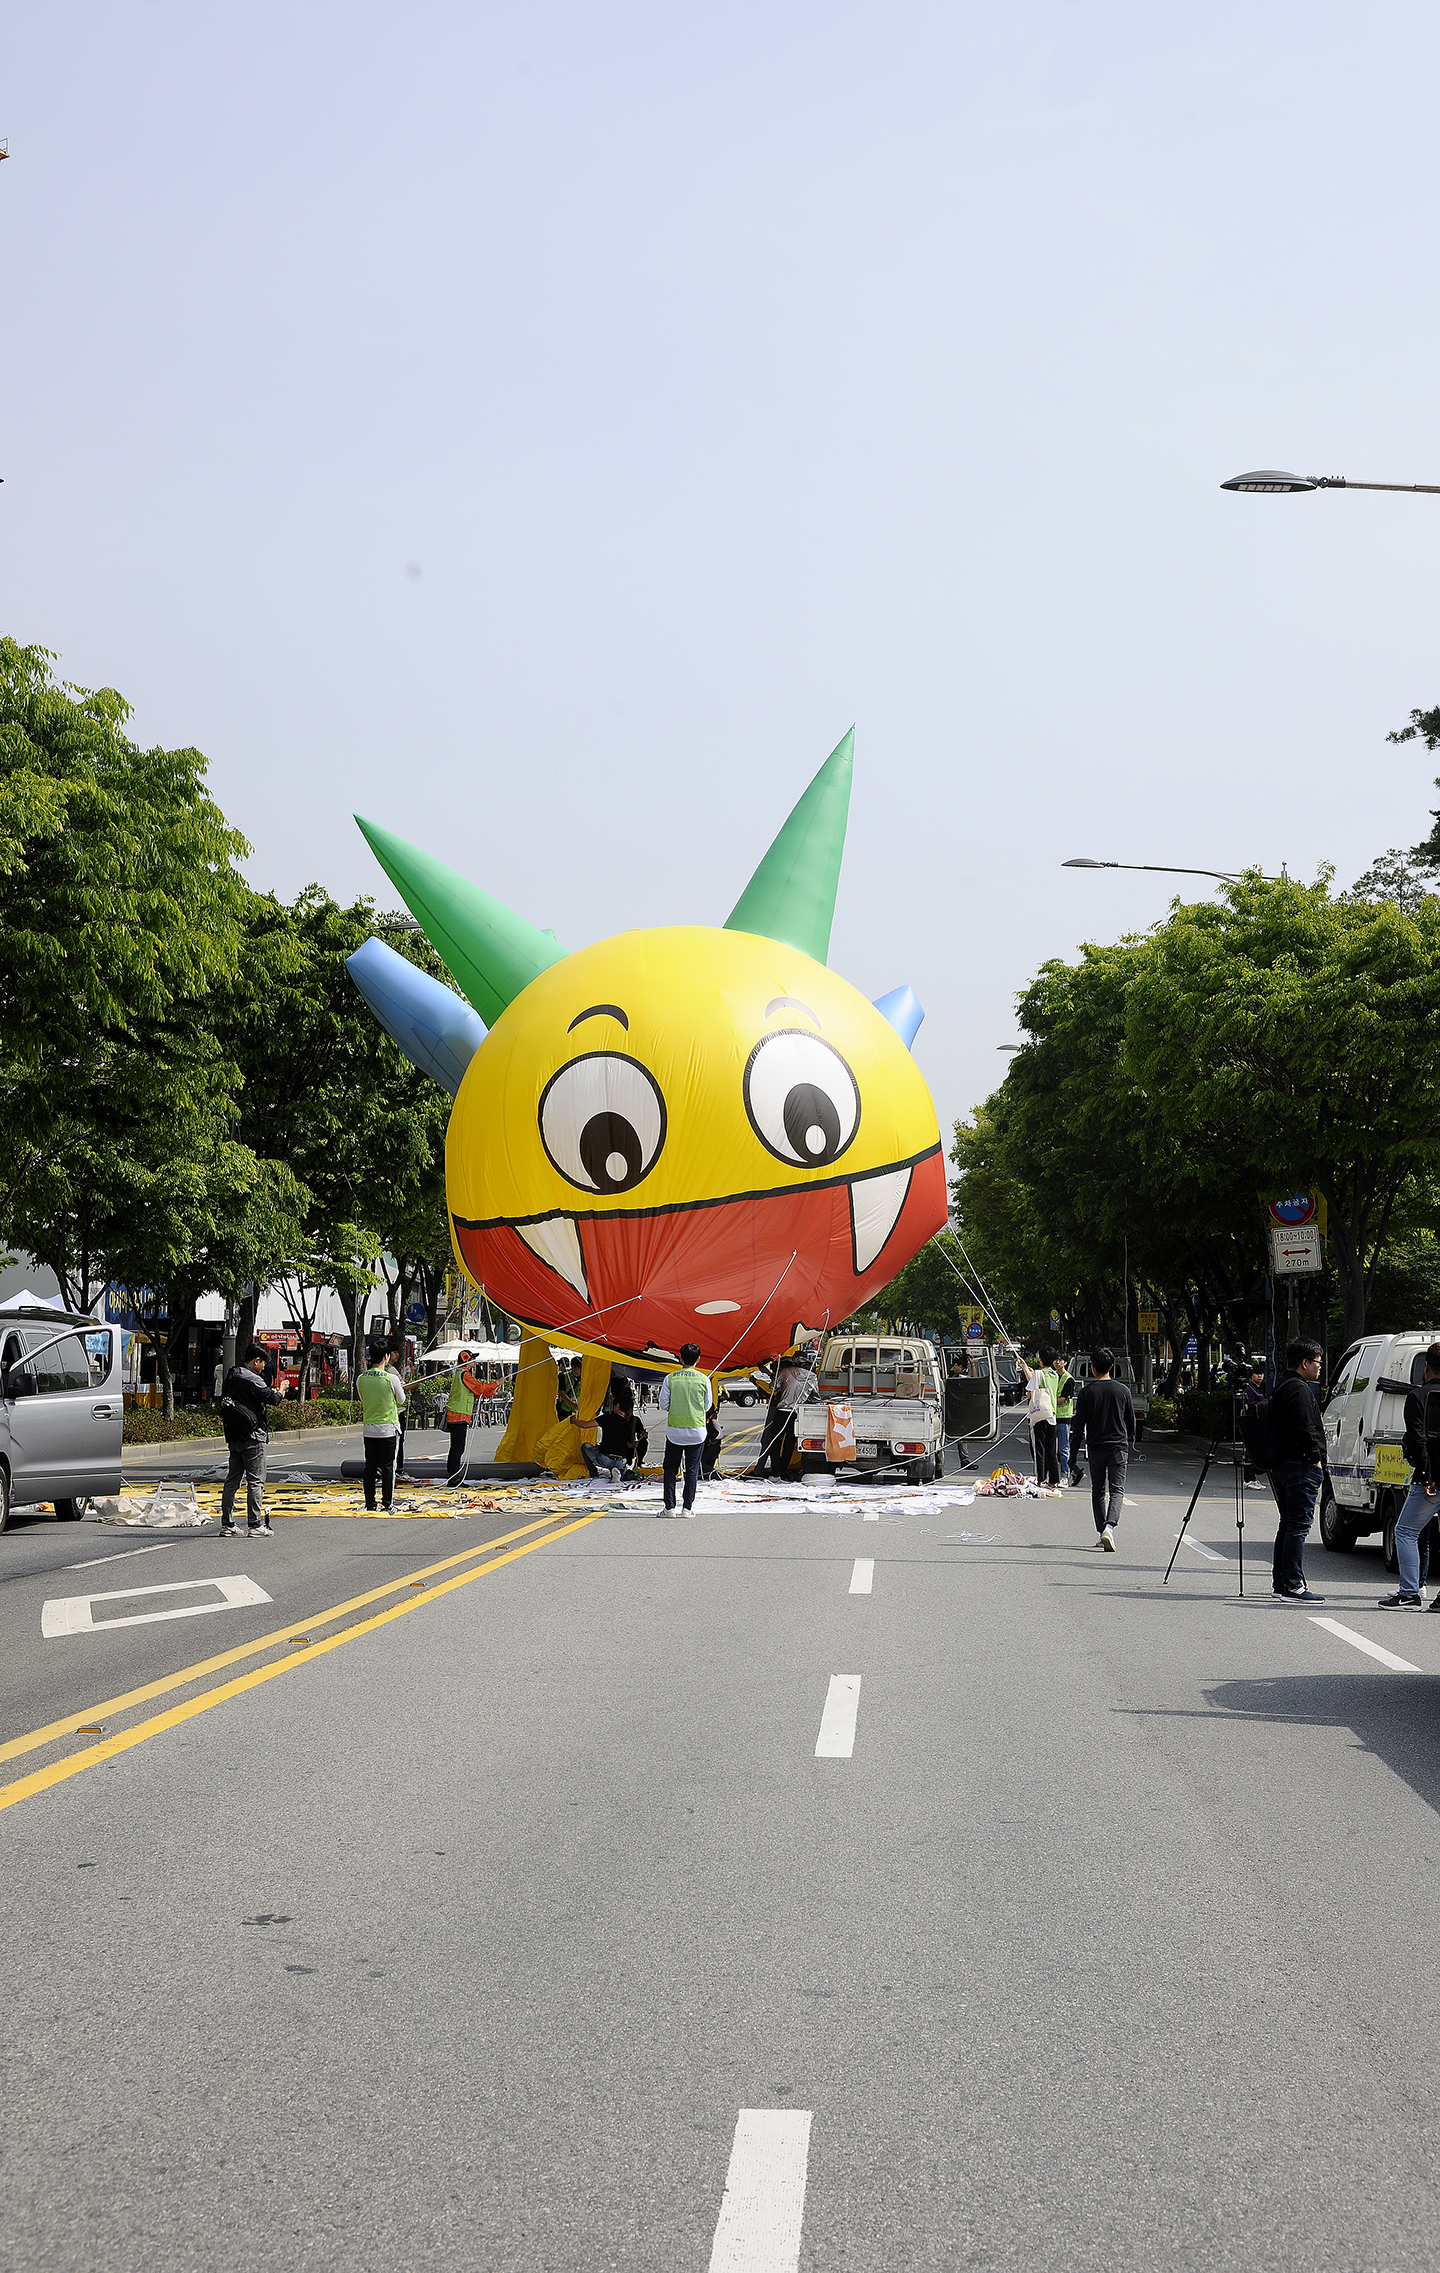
{"left": 451, "top": 1147, "right": 946, "bottom": 1369}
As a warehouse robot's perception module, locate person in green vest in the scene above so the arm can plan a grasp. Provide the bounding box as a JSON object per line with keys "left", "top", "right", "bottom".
{"left": 444, "top": 1348, "right": 483, "bottom": 1484}
{"left": 658, "top": 1341, "right": 713, "bottom": 1516}
{"left": 1056, "top": 1360, "right": 1080, "bottom": 1486}
{"left": 357, "top": 1345, "right": 408, "bottom": 1512}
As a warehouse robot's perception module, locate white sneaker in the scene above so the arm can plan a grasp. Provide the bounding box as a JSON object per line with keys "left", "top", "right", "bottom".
{"left": 1102, "top": 1526, "right": 1116, "bottom": 1552}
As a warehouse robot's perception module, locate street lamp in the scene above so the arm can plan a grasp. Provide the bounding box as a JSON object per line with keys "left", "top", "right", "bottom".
{"left": 1063, "top": 856, "right": 1244, "bottom": 882}
{"left": 1221, "top": 469, "right": 1440, "bottom": 496}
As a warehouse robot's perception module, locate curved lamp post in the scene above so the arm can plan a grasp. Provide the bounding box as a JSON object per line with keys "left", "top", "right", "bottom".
{"left": 1063, "top": 856, "right": 1245, "bottom": 882}
{"left": 1221, "top": 468, "right": 1440, "bottom": 496}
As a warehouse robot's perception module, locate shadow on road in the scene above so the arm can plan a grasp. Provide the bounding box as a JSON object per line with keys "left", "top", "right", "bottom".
{"left": 1201, "top": 1671, "right": 1440, "bottom": 1817}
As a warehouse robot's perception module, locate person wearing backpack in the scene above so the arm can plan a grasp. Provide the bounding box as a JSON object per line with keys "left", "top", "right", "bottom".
{"left": 1381, "top": 1341, "right": 1440, "bottom": 1609}
{"left": 1019, "top": 1347, "right": 1063, "bottom": 1487}
{"left": 1270, "top": 1336, "right": 1327, "bottom": 1601}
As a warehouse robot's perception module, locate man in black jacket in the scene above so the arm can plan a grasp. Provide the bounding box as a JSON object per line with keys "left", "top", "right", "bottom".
{"left": 219, "top": 1344, "right": 284, "bottom": 1537}
{"left": 1072, "top": 1347, "right": 1136, "bottom": 1551}
{"left": 1270, "top": 1336, "right": 1327, "bottom": 1600}
{"left": 1382, "top": 1341, "right": 1440, "bottom": 1609}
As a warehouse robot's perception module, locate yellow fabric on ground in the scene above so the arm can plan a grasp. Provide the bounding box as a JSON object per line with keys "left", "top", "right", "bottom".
{"left": 532, "top": 1350, "right": 610, "bottom": 1481}
{"left": 496, "top": 1335, "right": 559, "bottom": 1464}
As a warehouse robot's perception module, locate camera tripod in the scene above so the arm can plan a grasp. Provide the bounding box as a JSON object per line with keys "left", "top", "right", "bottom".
{"left": 1162, "top": 1373, "right": 1249, "bottom": 1596}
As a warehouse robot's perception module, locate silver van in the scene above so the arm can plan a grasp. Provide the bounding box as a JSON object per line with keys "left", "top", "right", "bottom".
{"left": 1319, "top": 1327, "right": 1437, "bottom": 1564}
{"left": 0, "top": 1304, "right": 123, "bottom": 1530}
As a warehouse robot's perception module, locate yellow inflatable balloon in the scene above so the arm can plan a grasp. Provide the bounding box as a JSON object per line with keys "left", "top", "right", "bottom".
{"left": 349, "top": 731, "right": 947, "bottom": 1372}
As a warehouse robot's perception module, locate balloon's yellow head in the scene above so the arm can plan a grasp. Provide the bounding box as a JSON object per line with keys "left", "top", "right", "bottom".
{"left": 351, "top": 732, "right": 948, "bottom": 1369}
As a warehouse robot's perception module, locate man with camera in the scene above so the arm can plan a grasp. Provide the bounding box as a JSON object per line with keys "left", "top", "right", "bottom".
{"left": 1270, "top": 1336, "right": 1326, "bottom": 1601}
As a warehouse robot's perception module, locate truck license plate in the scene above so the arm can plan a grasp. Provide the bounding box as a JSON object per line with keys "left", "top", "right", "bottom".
{"left": 858, "top": 1442, "right": 882, "bottom": 1459}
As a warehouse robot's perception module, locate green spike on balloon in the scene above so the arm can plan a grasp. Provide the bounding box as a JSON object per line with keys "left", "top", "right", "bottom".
{"left": 354, "top": 816, "right": 568, "bottom": 1025}
{"left": 724, "top": 728, "right": 854, "bottom": 964}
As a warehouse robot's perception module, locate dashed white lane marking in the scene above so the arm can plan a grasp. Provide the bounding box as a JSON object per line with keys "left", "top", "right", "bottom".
{"left": 1179, "top": 1534, "right": 1226, "bottom": 1562}
{"left": 42, "top": 1574, "right": 273, "bottom": 1639}
{"left": 815, "top": 1673, "right": 862, "bottom": 1757}
{"left": 707, "top": 2108, "right": 813, "bottom": 2273}
{"left": 849, "top": 1557, "right": 874, "bottom": 1595}
{"left": 1311, "top": 1616, "right": 1420, "bottom": 1674}
{"left": 66, "top": 1542, "right": 176, "bottom": 1573}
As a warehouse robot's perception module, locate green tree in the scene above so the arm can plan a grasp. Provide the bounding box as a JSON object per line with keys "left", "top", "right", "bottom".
{"left": 0, "top": 639, "right": 251, "bottom": 1317}
{"left": 214, "top": 887, "right": 455, "bottom": 1392}
{"left": 1388, "top": 704, "right": 1440, "bottom": 867}
{"left": 1125, "top": 875, "right": 1440, "bottom": 1347}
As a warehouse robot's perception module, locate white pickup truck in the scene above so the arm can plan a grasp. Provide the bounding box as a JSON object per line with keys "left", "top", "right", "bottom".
{"left": 1319, "top": 1327, "right": 1439, "bottom": 1566}
{"left": 796, "top": 1333, "right": 949, "bottom": 1484}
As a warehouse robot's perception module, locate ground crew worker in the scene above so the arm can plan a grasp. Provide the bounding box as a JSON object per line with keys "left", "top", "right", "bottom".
{"left": 445, "top": 1348, "right": 484, "bottom": 1484}
{"left": 659, "top": 1342, "right": 712, "bottom": 1516}
{"left": 358, "top": 1346, "right": 407, "bottom": 1512}
{"left": 1056, "top": 1361, "right": 1078, "bottom": 1484}
{"left": 218, "top": 1344, "right": 283, "bottom": 1536}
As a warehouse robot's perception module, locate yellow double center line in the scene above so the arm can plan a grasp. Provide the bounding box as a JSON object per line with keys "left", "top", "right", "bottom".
{"left": 0, "top": 1507, "right": 605, "bottom": 1816}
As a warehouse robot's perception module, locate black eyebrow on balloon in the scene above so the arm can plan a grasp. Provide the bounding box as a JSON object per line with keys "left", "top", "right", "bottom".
{"left": 567, "top": 1003, "right": 630, "bottom": 1033}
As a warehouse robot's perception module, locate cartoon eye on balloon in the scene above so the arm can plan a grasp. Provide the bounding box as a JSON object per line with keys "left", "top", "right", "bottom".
{"left": 539, "top": 1052, "right": 668, "bottom": 1194}
{"left": 743, "top": 1030, "right": 860, "bottom": 1168}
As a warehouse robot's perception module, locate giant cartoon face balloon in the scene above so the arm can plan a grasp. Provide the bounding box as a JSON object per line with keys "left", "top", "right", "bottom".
{"left": 348, "top": 732, "right": 948, "bottom": 1371}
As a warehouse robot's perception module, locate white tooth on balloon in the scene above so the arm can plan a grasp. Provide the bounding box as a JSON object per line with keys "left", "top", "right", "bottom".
{"left": 849, "top": 1166, "right": 913, "bottom": 1274}
{"left": 516, "top": 1215, "right": 589, "bottom": 1300}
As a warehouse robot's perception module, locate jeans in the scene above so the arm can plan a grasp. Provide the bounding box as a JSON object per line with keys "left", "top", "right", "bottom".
{"left": 1057, "top": 1419, "right": 1071, "bottom": 1472}
{"left": 1272, "top": 1458, "right": 1323, "bottom": 1593}
{"left": 363, "top": 1436, "right": 397, "bottom": 1511}
{"left": 1394, "top": 1480, "right": 1437, "bottom": 1595}
{"left": 446, "top": 1420, "right": 470, "bottom": 1482}
{"left": 663, "top": 1439, "right": 702, "bottom": 1510}
{"left": 582, "top": 1444, "right": 628, "bottom": 1480}
{"left": 222, "top": 1439, "right": 266, "bottom": 1527}
{"left": 1090, "top": 1446, "right": 1128, "bottom": 1531}
{"left": 1032, "top": 1419, "right": 1059, "bottom": 1486}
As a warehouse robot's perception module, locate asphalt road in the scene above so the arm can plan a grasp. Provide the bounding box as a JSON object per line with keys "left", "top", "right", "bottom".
{"left": 5, "top": 1429, "right": 1436, "bottom": 2271}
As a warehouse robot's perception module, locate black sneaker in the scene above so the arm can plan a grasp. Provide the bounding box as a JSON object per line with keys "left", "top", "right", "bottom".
{"left": 1379, "top": 1591, "right": 1423, "bottom": 1609}
{"left": 1280, "top": 1584, "right": 1322, "bottom": 1601}
{"left": 1427, "top": 1595, "right": 1440, "bottom": 1613}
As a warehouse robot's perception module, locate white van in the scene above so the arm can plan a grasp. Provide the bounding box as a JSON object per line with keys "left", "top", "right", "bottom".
{"left": 1319, "top": 1328, "right": 1439, "bottom": 1563}
{"left": 0, "top": 1304, "right": 123, "bottom": 1530}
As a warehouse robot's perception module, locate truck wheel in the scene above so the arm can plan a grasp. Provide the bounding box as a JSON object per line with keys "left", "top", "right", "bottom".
{"left": 1383, "top": 1499, "right": 1399, "bottom": 1575}
{"left": 906, "top": 1461, "right": 924, "bottom": 1486}
{"left": 919, "top": 1456, "right": 936, "bottom": 1483}
{"left": 1318, "top": 1486, "right": 1358, "bottom": 1554}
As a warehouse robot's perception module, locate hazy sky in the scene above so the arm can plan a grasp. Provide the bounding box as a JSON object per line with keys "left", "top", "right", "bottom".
{"left": 5, "top": 3, "right": 1439, "bottom": 1145}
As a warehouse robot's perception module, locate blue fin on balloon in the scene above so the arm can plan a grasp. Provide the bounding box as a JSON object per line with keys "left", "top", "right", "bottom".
{"left": 872, "top": 985, "right": 923, "bottom": 1049}
{"left": 347, "top": 936, "right": 486, "bottom": 1097}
